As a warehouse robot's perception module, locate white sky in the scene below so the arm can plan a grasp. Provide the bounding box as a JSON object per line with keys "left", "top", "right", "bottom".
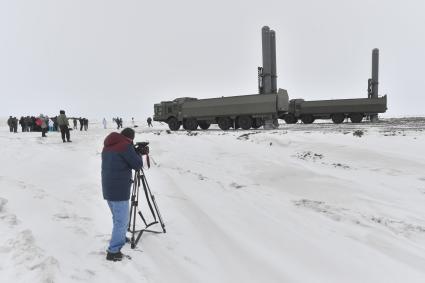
{"left": 1, "top": 0, "right": 424, "bottom": 119}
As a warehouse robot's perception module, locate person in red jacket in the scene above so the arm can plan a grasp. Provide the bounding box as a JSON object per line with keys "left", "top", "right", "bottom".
{"left": 102, "top": 128, "right": 143, "bottom": 261}
{"left": 36, "top": 115, "right": 48, "bottom": 137}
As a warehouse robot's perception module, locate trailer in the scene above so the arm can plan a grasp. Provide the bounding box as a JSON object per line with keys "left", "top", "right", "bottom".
{"left": 280, "top": 48, "right": 386, "bottom": 124}
{"left": 153, "top": 89, "right": 289, "bottom": 130}
{"left": 281, "top": 95, "right": 387, "bottom": 124}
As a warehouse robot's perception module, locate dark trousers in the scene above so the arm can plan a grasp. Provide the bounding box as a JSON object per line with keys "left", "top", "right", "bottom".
{"left": 80, "top": 124, "right": 83, "bottom": 131}
{"left": 42, "top": 128, "right": 47, "bottom": 137}
{"left": 60, "top": 125, "right": 70, "bottom": 142}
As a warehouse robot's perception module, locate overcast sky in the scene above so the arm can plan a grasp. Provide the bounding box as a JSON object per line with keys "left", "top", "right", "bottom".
{"left": 1, "top": 0, "right": 424, "bottom": 119}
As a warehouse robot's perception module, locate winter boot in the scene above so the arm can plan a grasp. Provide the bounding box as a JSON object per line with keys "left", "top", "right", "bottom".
{"left": 106, "top": 251, "right": 123, "bottom": 262}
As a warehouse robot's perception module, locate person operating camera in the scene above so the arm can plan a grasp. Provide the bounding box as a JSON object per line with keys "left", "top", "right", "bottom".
{"left": 101, "top": 127, "right": 143, "bottom": 261}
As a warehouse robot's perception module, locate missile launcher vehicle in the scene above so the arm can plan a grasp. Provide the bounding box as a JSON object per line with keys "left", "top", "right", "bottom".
{"left": 154, "top": 26, "right": 288, "bottom": 131}
{"left": 154, "top": 89, "right": 289, "bottom": 131}
{"left": 153, "top": 28, "right": 388, "bottom": 130}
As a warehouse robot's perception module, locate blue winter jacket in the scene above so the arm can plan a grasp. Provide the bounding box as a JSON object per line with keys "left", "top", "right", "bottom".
{"left": 101, "top": 132, "right": 143, "bottom": 201}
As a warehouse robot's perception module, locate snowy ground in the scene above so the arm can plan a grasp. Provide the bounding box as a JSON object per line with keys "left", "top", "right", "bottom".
{"left": 1, "top": 118, "right": 425, "bottom": 283}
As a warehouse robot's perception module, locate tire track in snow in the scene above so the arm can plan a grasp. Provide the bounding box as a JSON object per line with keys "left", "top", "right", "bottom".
{"left": 139, "top": 162, "right": 291, "bottom": 283}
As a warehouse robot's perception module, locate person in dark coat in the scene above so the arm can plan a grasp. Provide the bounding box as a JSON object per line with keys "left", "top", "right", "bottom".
{"left": 57, "top": 110, "right": 71, "bottom": 142}
{"left": 12, "top": 117, "right": 18, "bottom": 133}
{"left": 19, "top": 117, "right": 25, "bottom": 132}
{"left": 147, "top": 117, "right": 152, "bottom": 127}
{"left": 31, "top": 116, "right": 36, "bottom": 131}
{"left": 24, "top": 116, "right": 30, "bottom": 132}
{"left": 73, "top": 118, "right": 78, "bottom": 130}
{"left": 102, "top": 128, "right": 143, "bottom": 261}
{"left": 84, "top": 118, "right": 88, "bottom": 131}
{"left": 115, "top": 117, "right": 123, "bottom": 129}
{"left": 52, "top": 116, "right": 58, "bottom": 132}
{"left": 79, "top": 117, "right": 84, "bottom": 131}
{"left": 7, "top": 116, "right": 13, "bottom": 132}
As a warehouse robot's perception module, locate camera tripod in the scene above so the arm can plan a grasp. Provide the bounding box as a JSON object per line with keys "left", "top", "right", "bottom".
{"left": 128, "top": 168, "right": 166, "bottom": 249}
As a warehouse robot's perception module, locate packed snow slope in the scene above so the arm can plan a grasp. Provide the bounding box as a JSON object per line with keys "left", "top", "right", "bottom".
{"left": 1, "top": 118, "right": 425, "bottom": 283}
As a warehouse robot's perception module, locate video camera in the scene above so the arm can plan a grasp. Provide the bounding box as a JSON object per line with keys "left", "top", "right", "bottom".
{"left": 134, "top": 141, "right": 149, "bottom": 156}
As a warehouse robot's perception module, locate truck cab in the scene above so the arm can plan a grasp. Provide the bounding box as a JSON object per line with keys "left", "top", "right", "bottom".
{"left": 153, "top": 97, "right": 197, "bottom": 122}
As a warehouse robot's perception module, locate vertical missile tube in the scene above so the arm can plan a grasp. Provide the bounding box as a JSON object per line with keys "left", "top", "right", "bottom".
{"left": 261, "top": 26, "right": 272, "bottom": 94}
{"left": 270, "top": 30, "right": 277, "bottom": 93}
{"left": 371, "top": 48, "right": 379, "bottom": 98}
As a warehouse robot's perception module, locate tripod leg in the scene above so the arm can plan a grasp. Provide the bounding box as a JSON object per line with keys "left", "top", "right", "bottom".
{"left": 138, "top": 211, "right": 148, "bottom": 226}
{"left": 128, "top": 171, "right": 141, "bottom": 249}
{"left": 151, "top": 195, "right": 166, "bottom": 233}
{"left": 142, "top": 174, "right": 166, "bottom": 233}
{"left": 141, "top": 175, "right": 156, "bottom": 221}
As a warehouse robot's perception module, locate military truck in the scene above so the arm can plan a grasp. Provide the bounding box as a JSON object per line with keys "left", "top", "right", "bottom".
{"left": 153, "top": 28, "right": 388, "bottom": 130}
{"left": 153, "top": 89, "right": 289, "bottom": 131}
{"left": 281, "top": 95, "right": 387, "bottom": 124}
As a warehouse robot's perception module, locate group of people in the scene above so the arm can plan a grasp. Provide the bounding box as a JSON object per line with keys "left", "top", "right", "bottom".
{"left": 113, "top": 117, "right": 123, "bottom": 129}
{"left": 112, "top": 117, "right": 153, "bottom": 129}
{"left": 7, "top": 116, "right": 153, "bottom": 135}
{"left": 6, "top": 111, "right": 83, "bottom": 142}
{"left": 7, "top": 115, "right": 59, "bottom": 133}
{"left": 34, "top": 111, "right": 72, "bottom": 141}
{"left": 72, "top": 117, "right": 89, "bottom": 131}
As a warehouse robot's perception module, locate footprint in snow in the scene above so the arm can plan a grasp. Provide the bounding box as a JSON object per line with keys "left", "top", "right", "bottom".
{"left": 53, "top": 213, "right": 91, "bottom": 222}
{"left": 0, "top": 197, "right": 7, "bottom": 212}
{"left": 0, "top": 198, "right": 20, "bottom": 226}
{"left": 52, "top": 213, "right": 92, "bottom": 235}
{"left": 230, "top": 182, "right": 246, "bottom": 189}
{"left": 70, "top": 268, "right": 96, "bottom": 281}
{"left": 1, "top": 229, "right": 60, "bottom": 282}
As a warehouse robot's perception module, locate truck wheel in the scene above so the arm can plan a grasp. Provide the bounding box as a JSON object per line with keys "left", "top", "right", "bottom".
{"left": 199, "top": 121, "right": 211, "bottom": 130}
{"left": 218, "top": 117, "right": 231, "bottom": 130}
{"left": 301, "top": 115, "right": 314, "bottom": 124}
{"left": 184, "top": 118, "right": 198, "bottom": 131}
{"left": 284, "top": 114, "right": 297, "bottom": 124}
{"left": 168, "top": 117, "right": 181, "bottom": 131}
{"left": 252, "top": 118, "right": 263, "bottom": 129}
{"left": 370, "top": 114, "right": 378, "bottom": 122}
{"left": 331, "top": 113, "right": 345, "bottom": 124}
{"left": 238, "top": 116, "right": 253, "bottom": 130}
{"left": 350, "top": 113, "right": 363, "bottom": 123}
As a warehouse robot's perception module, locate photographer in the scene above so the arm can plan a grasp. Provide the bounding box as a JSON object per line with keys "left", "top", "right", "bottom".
{"left": 101, "top": 128, "right": 143, "bottom": 261}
